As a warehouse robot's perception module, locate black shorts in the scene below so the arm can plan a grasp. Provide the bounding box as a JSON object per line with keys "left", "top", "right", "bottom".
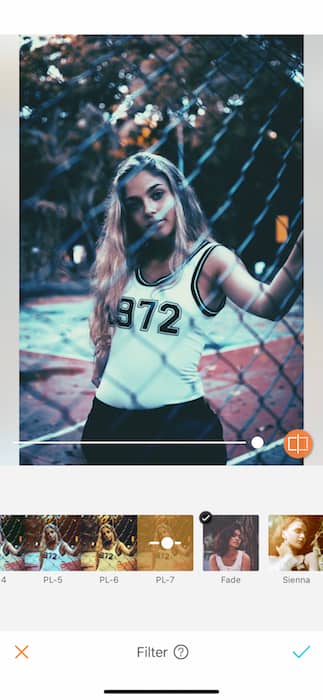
{"left": 81, "top": 396, "right": 227, "bottom": 465}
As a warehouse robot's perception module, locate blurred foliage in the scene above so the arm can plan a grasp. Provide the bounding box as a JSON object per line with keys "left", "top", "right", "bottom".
{"left": 20, "top": 34, "right": 303, "bottom": 286}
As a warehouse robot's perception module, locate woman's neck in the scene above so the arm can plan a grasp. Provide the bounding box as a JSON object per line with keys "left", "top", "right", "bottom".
{"left": 139, "top": 233, "right": 176, "bottom": 264}
{"left": 223, "top": 547, "right": 238, "bottom": 560}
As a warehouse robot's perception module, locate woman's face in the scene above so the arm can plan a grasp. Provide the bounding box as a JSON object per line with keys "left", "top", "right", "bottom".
{"left": 45, "top": 527, "right": 58, "bottom": 544}
{"left": 282, "top": 519, "right": 307, "bottom": 551}
{"left": 228, "top": 529, "right": 242, "bottom": 549}
{"left": 101, "top": 526, "right": 115, "bottom": 544}
{"left": 124, "top": 170, "right": 176, "bottom": 240}
{"left": 157, "top": 523, "right": 171, "bottom": 537}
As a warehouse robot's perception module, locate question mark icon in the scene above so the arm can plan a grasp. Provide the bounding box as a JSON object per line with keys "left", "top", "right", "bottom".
{"left": 173, "top": 644, "right": 189, "bottom": 660}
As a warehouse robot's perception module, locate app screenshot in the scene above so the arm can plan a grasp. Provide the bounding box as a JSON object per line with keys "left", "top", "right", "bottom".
{"left": 1, "top": 24, "right": 322, "bottom": 699}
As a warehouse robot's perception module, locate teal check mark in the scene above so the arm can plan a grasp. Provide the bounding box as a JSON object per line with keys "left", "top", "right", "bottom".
{"left": 293, "top": 645, "right": 311, "bottom": 659}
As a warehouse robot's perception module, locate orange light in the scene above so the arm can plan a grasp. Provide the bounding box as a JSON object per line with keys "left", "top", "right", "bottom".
{"left": 275, "top": 215, "right": 289, "bottom": 243}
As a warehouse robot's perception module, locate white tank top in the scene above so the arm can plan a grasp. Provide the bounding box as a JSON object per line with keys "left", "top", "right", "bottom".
{"left": 98, "top": 544, "right": 125, "bottom": 570}
{"left": 214, "top": 549, "right": 244, "bottom": 571}
{"left": 41, "top": 544, "right": 64, "bottom": 571}
{"left": 152, "top": 548, "right": 190, "bottom": 571}
{"left": 96, "top": 240, "right": 225, "bottom": 409}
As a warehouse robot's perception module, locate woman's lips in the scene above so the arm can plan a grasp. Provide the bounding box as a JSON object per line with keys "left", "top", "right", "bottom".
{"left": 146, "top": 218, "right": 165, "bottom": 230}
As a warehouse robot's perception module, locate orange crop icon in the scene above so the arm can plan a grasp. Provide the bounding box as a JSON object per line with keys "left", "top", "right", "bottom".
{"left": 283, "top": 430, "right": 313, "bottom": 459}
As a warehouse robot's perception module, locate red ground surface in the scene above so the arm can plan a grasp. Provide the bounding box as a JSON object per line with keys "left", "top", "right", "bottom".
{"left": 20, "top": 334, "right": 303, "bottom": 465}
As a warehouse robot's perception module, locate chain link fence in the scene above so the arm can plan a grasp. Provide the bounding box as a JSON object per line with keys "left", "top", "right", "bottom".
{"left": 20, "top": 34, "right": 303, "bottom": 465}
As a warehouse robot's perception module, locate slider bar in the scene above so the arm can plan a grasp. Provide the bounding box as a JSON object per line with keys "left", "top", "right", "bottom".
{"left": 104, "top": 692, "right": 219, "bottom": 695}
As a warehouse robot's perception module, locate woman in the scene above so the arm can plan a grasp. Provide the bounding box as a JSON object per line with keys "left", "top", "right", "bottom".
{"left": 208, "top": 522, "right": 251, "bottom": 571}
{"left": 82, "top": 152, "right": 303, "bottom": 465}
{"left": 269, "top": 516, "right": 319, "bottom": 571}
{"left": 39, "top": 523, "right": 80, "bottom": 571}
{"left": 139, "top": 518, "right": 192, "bottom": 571}
{"left": 94, "top": 523, "right": 136, "bottom": 571}
{"left": 0, "top": 524, "right": 23, "bottom": 570}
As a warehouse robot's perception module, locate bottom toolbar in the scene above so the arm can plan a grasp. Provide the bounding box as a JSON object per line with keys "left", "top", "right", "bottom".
{"left": 3, "top": 630, "right": 320, "bottom": 700}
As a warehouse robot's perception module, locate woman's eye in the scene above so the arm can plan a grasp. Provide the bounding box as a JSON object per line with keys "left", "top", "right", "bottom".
{"left": 152, "top": 189, "right": 164, "bottom": 200}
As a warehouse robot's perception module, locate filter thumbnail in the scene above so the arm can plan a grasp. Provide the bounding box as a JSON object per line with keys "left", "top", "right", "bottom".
{"left": 268, "top": 515, "right": 323, "bottom": 571}
{"left": 0, "top": 516, "right": 25, "bottom": 570}
{"left": 80, "top": 515, "right": 137, "bottom": 571}
{"left": 137, "top": 515, "right": 193, "bottom": 571}
{"left": 0, "top": 515, "right": 193, "bottom": 571}
{"left": 203, "top": 515, "right": 259, "bottom": 571}
{"left": 24, "top": 515, "right": 81, "bottom": 571}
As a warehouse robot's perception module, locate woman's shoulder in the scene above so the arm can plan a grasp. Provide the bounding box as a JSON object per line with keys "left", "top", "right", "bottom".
{"left": 209, "top": 552, "right": 217, "bottom": 560}
{"left": 209, "top": 552, "right": 219, "bottom": 569}
{"left": 197, "top": 241, "right": 236, "bottom": 275}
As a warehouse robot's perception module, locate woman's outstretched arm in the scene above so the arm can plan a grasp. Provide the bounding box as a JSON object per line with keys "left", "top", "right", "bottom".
{"left": 201, "top": 232, "right": 303, "bottom": 321}
{"left": 61, "top": 541, "right": 80, "bottom": 557}
{"left": 4, "top": 541, "right": 22, "bottom": 557}
{"left": 116, "top": 541, "right": 136, "bottom": 556}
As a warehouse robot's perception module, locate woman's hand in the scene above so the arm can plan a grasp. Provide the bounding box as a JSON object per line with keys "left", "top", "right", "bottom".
{"left": 91, "top": 373, "right": 102, "bottom": 388}
{"left": 91, "top": 350, "right": 109, "bottom": 387}
{"left": 289, "top": 230, "right": 303, "bottom": 266}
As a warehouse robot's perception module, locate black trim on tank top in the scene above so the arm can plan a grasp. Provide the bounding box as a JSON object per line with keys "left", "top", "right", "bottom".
{"left": 135, "top": 239, "right": 209, "bottom": 286}
{"left": 191, "top": 244, "right": 226, "bottom": 316}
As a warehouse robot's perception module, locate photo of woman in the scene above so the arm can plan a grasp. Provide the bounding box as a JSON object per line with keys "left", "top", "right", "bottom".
{"left": 95, "top": 523, "right": 136, "bottom": 571}
{"left": 82, "top": 152, "right": 303, "bottom": 465}
{"left": 80, "top": 516, "right": 137, "bottom": 571}
{"left": 39, "top": 522, "right": 81, "bottom": 571}
{"left": 19, "top": 35, "right": 303, "bottom": 467}
{"left": 137, "top": 515, "right": 193, "bottom": 571}
{"left": 208, "top": 522, "right": 250, "bottom": 571}
{"left": 203, "top": 515, "right": 258, "bottom": 571}
{"left": 24, "top": 517, "right": 81, "bottom": 571}
{"left": 268, "top": 516, "right": 321, "bottom": 571}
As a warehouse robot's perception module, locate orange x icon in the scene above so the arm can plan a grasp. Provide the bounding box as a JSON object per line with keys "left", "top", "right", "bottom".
{"left": 15, "top": 644, "right": 29, "bottom": 659}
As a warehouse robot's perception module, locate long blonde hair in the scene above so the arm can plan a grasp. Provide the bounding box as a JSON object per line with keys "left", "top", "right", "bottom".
{"left": 95, "top": 524, "right": 123, "bottom": 570}
{"left": 90, "top": 152, "right": 210, "bottom": 356}
{"left": 39, "top": 523, "right": 61, "bottom": 555}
